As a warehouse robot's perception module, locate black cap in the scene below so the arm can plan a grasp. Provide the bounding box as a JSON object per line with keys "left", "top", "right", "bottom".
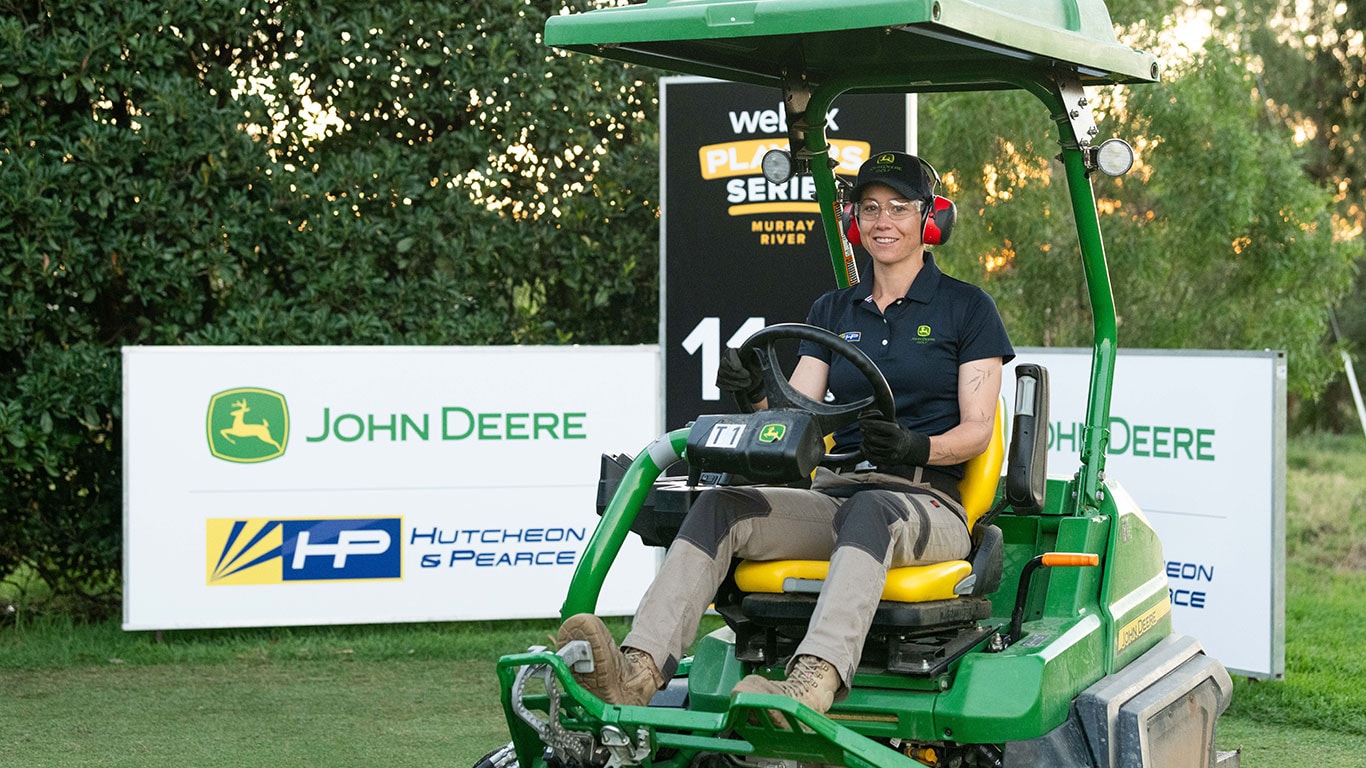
{"left": 851, "top": 151, "right": 934, "bottom": 202}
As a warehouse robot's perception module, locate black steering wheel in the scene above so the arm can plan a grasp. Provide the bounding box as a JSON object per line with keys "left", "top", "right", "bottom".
{"left": 737, "top": 322, "right": 896, "bottom": 467}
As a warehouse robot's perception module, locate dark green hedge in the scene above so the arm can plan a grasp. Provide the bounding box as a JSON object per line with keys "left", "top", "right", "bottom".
{"left": 0, "top": 0, "right": 658, "bottom": 613}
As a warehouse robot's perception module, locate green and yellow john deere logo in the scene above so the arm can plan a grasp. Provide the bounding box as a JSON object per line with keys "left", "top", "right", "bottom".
{"left": 207, "top": 388, "right": 289, "bottom": 463}
{"left": 759, "top": 424, "right": 786, "bottom": 443}
{"left": 917, "top": 325, "right": 932, "bottom": 337}
{"left": 877, "top": 152, "right": 897, "bottom": 164}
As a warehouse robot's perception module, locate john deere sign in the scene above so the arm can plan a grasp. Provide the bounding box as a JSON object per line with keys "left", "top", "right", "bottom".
{"left": 206, "top": 387, "right": 290, "bottom": 463}
{"left": 122, "top": 345, "right": 659, "bottom": 631}
{"left": 1005, "top": 348, "right": 1285, "bottom": 680}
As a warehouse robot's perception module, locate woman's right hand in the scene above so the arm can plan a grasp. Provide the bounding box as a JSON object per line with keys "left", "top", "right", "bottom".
{"left": 717, "top": 348, "right": 765, "bottom": 405}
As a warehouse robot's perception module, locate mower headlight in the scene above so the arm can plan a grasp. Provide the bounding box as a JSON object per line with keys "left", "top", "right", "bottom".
{"left": 761, "top": 149, "right": 795, "bottom": 184}
{"left": 1092, "top": 138, "right": 1135, "bottom": 177}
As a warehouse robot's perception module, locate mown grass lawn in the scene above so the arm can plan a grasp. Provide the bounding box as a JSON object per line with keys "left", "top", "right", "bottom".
{"left": 4, "top": 433, "right": 1366, "bottom": 766}
{"left": 1, "top": 619, "right": 541, "bottom": 767}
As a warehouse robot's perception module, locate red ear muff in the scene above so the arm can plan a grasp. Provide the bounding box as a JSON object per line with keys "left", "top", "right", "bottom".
{"left": 842, "top": 202, "right": 862, "bottom": 247}
{"left": 922, "top": 195, "right": 956, "bottom": 246}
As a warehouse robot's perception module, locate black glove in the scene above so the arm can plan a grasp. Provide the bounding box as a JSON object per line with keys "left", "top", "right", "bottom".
{"left": 859, "top": 416, "right": 932, "bottom": 467}
{"left": 717, "top": 348, "right": 765, "bottom": 405}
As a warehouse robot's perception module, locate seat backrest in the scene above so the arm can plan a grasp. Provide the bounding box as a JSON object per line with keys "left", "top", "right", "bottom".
{"left": 1003, "top": 363, "right": 1050, "bottom": 513}
{"left": 957, "top": 397, "right": 1006, "bottom": 531}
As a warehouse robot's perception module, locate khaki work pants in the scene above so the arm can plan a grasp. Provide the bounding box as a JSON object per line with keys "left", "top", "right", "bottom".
{"left": 623, "top": 467, "right": 970, "bottom": 692}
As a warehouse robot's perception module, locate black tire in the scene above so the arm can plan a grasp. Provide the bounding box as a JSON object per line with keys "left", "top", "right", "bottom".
{"left": 471, "top": 742, "right": 518, "bottom": 768}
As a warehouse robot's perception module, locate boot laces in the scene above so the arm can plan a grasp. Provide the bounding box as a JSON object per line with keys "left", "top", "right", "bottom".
{"left": 788, "top": 656, "right": 830, "bottom": 688}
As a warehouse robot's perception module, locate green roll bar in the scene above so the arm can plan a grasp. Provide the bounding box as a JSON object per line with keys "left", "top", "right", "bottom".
{"left": 548, "top": 0, "right": 1158, "bottom": 614}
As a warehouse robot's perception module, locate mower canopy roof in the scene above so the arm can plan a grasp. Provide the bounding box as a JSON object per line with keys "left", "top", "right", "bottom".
{"left": 544, "top": 0, "right": 1159, "bottom": 92}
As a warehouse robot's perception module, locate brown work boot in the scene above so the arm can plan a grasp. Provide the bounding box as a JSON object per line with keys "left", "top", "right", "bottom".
{"left": 555, "top": 614, "right": 663, "bottom": 707}
{"left": 731, "top": 654, "right": 841, "bottom": 715}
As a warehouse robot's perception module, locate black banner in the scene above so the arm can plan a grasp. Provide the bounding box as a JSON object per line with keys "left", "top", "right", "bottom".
{"left": 661, "top": 78, "right": 909, "bottom": 432}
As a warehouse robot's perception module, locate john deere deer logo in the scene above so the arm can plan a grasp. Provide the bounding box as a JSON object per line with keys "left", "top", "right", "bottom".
{"left": 207, "top": 388, "right": 289, "bottom": 463}
{"left": 759, "top": 424, "right": 786, "bottom": 443}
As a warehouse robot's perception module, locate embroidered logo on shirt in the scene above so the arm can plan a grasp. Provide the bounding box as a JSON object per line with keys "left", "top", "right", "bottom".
{"left": 917, "top": 325, "right": 932, "bottom": 337}
{"left": 841, "top": 331, "right": 862, "bottom": 342}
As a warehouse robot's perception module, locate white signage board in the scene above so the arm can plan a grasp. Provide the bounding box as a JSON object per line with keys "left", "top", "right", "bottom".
{"left": 123, "top": 346, "right": 661, "bottom": 630}
{"left": 1005, "top": 348, "right": 1285, "bottom": 679}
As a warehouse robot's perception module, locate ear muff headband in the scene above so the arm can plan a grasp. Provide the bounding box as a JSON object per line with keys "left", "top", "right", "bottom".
{"left": 842, "top": 202, "right": 862, "bottom": 247}
{"left": 843, "top": 158, "right": 955, "bottom": 247}
{"left": 922, "top": 195, "right": 956, "bottom": 246}
{"left": 915, "top": 159, "right": 956, "bottom": 246}
{"left": 845, "top": 195, "right": 955, "bottom": 247}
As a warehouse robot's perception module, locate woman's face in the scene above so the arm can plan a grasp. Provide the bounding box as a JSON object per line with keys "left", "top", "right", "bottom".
{"left": 856, "top": 183, "right": 925, "bottom": 268}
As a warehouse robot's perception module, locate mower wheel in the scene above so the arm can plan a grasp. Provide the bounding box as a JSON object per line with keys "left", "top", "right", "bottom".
{"left": 472, "top": 742, "right": 518, "bottom": 768}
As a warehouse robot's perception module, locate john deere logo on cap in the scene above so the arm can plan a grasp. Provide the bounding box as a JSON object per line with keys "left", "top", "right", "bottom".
{"left": 917, "top": 325, "right": 932, "bottom": 337}
{"left": 207, "top": 388, "right": 289, "bottom": 463}
{"left": 877, "top": 153, "right": 897, "bottom": 164}
{"left": 759, "top": 424, "right": 786, "bottom": 443}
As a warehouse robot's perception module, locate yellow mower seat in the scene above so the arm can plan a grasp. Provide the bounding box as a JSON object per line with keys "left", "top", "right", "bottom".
{"left": 735, "top": 399, "right": 1006, "bottom": 603}
{"left": 734, "top": 558, "right": 973, "bottom": 602}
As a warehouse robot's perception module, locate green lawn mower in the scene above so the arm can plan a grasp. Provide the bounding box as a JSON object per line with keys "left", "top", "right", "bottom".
{"left": 483, "top": 1, "right": 1236, "bottom": 766}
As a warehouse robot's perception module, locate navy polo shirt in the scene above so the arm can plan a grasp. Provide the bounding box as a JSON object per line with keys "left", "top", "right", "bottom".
{"left": 798, "top": 253, "right": 1015, "bottom": 478}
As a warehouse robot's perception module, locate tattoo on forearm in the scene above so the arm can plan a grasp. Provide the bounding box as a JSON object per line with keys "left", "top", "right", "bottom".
{"left": 939, "top": 447, "right": 969, "bottom": 463}
{"left": 966, "top": 367, "right": 987, "bottom": 394}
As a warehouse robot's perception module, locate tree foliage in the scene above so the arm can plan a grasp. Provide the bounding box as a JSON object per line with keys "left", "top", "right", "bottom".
{"left": 0, "top": 0, "right": 657, "bottom": 612}
{"left": 920, "top": 17, "right": 1356, "bottom": 400}
{"left": 1223, "top": 0, "right": 1366, "bottom": 429}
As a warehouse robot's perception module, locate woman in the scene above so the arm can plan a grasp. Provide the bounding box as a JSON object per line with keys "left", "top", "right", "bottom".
{"left": 559, "top": 151, "right": 1014, "bottom": 715}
